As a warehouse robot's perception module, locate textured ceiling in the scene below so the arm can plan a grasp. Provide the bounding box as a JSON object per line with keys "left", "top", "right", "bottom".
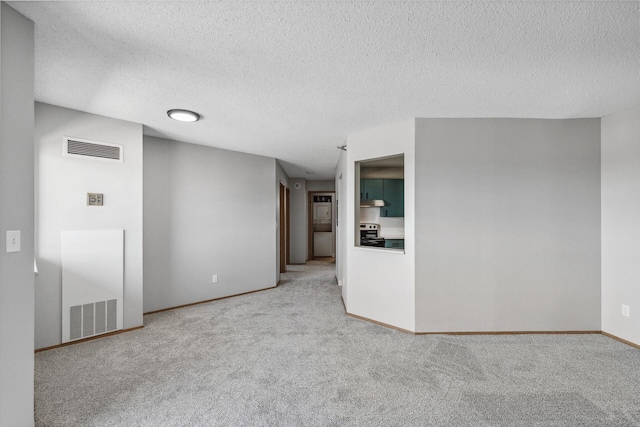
{"left": 9, "top": 1, "right": 640, "bottom": 179}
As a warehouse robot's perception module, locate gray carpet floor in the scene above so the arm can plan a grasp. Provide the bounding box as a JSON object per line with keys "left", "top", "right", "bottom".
{"left": 36, "top": 261, "right": 640, "bottom": 426}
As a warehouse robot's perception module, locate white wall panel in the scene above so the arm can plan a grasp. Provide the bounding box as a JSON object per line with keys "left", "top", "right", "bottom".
{"left": 345, "top": 119, "right": 416, "bottom": 332}
{"left": 61, "top": 230, "right": 124, "bottom": 343}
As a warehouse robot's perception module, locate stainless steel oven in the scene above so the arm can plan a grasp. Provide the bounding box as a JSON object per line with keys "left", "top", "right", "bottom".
{"left": 360, "top": 223, "right": 385, "bottom": 247}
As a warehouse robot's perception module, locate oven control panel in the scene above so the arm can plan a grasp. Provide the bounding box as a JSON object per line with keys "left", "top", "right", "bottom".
{"left": 360, "top": 223, "right": 379, "bottom": 230}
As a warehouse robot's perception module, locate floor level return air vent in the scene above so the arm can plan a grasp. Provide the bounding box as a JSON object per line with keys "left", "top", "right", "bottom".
{"left": 64, "top": 136, "right": 123, "bottom": 162}
{"left": 69, "top": 300, "right": 118, "bottom": 340}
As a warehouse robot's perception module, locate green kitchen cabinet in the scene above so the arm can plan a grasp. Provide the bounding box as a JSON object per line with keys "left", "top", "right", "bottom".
{"left": 384, "top": 239, "right": 404, "bottom": 249}
{"left": 360, "top": 179, "right": 384, "bottom": 200}
{"left": 381, "top": 179, "right": 404, "bottom": 217}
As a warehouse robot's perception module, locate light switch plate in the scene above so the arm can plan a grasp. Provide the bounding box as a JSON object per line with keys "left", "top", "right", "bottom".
{"left": 6, "top": 230, "right": 21, "bottom": 253}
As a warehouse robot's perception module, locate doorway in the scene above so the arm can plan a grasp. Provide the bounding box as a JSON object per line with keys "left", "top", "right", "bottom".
{"left": 307, "top": 191, "right": 336, "bottom": 261}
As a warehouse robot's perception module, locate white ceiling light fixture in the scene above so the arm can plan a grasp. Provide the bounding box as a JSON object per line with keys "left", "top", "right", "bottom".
{"left": 167, "top": 109, "right": 200, "bottom": 122}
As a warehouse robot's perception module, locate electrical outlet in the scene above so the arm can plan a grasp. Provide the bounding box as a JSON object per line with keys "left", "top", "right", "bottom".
{"left": 622, "top": 305, "right": 630, "bottom": 317}
{"left": 212, "top": 274, "right": 218, "bottom": 284}
{"left": 6, "top": 230, "right": 21, "bottom": 253}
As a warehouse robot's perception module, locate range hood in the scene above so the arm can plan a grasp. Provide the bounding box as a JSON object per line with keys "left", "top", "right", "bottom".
{"left": 360, "top": 199, "right": 385, "bottom": 208}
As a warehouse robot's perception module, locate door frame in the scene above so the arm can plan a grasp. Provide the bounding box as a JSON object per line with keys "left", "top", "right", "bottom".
{"left": 286, "top": 186, "right": 290, "bottom": 266}
{"left": 279, "top": 183, "right": 286, "bottom": 273}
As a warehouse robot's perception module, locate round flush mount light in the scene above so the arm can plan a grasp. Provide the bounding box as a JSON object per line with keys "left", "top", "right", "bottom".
{"left": 167, "top": 109, "right": 200, "bottom": 122}
{"left": 306, "top": 171, "right": 313, "bottom": 175}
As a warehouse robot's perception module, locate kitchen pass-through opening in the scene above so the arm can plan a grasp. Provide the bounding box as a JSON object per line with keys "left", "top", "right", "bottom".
{"left": 356, "top": 154, "right": 405, "bottom": 250}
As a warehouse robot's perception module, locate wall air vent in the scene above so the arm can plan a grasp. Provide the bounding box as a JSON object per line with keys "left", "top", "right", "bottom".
{"left": 63, "top": 136, "right": 123, "bottom": 162}
{"left": 69, "top": 299, "right": 118, "bottom": 340}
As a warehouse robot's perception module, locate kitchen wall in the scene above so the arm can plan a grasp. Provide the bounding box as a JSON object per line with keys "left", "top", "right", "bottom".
{"left": 35, "top": 103, "right": 144, "bottom": 349}
{"left": 359, "top": 208, "right": 405, "bottom": 238}
{"left": 345, "top": 119, "right": 416, "bottom": 331}
{"left": 360, "top": 167, "right": 403, "bottom": 179}
{"left": 0, "top": 4, "right": 35, "bottom": 425}
{"left": 143, "top": 136, "right": 277, "bottom": 313}
{"left": 378, "top": 217, "right": 404, "bottom": 239}
{"left": 359, "top": 165, "right": 405, "bottom": 238}
{"left": 601, "top": 102, "right": 640, "bottom": 346}
{"left": 415, "top": 118, "right": 601, "bottom": 332}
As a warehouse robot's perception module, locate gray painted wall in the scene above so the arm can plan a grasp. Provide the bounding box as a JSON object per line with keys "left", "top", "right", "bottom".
{"left": 143, "top": 136, "right": 277, "bottom": 313}
{"left": 34, "top": 103, "right": 144, "bottom": 349}
{"left": 601, "top": 103, "right": 640, "bottom": 346}
{"left": 0, "top": 4, "right": 35, "bottom": 425}
{"left": 289, "top": 178, "right": 307, "bottom": 264}
{"left": 143, "top": 137, "right": 171, "bottom": 312}
{"left": 415, "top": 118, "right": 601, "bottom": 332}
{"left": 307, "top": 180, "right": 335, "bottom": 192}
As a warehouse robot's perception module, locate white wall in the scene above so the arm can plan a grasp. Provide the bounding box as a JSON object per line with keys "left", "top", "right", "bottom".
{"left": 335, "top": 151, "right": 347, "bottom": 296}
{"left": 35, "top": 103, "right": 143, "bottom": 349}
{"left": 415, "top": 118, "right": 601, "bottom": 332}
{"left": 0, "top": 4, "right": 35, "bottom": 425}
{"left": 601, "top": 103, "right": 640, "bottom": 346}
{"left": 143, "top": 136, "right": 277, "bottom": 312}
{"left": 307, "top": 180, "right": 335, "bottom": 192}
{"left": 345, "top": 120, "right": 416, "bottom": 332}
{"left": 276, "top": 161, "right": 290, "bottom": 281}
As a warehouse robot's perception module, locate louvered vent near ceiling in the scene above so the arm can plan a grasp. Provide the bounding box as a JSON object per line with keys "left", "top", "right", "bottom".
{"left": 63, "top": 136, "right": 123, "bottom": 162}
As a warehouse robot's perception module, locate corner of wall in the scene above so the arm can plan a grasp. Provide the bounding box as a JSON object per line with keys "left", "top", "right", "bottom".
{"left": 143, "top": 138, "right": 278, "bottom": 312}
{"left": 35, "top": 103, "right": 144, "bottom": 348}
{"left": 601, "top": 103, "right": 640, "bottom": 347}
{"left": 345, "top": 119, "right": 416, "bottom": 332}
{"left": 0, "top": 4, "right": 35, "bottom": 425}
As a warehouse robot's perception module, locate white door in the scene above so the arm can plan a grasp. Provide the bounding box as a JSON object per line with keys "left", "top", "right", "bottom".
{"left": 314, "top": 232, "right": 333, "bottom": 257}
